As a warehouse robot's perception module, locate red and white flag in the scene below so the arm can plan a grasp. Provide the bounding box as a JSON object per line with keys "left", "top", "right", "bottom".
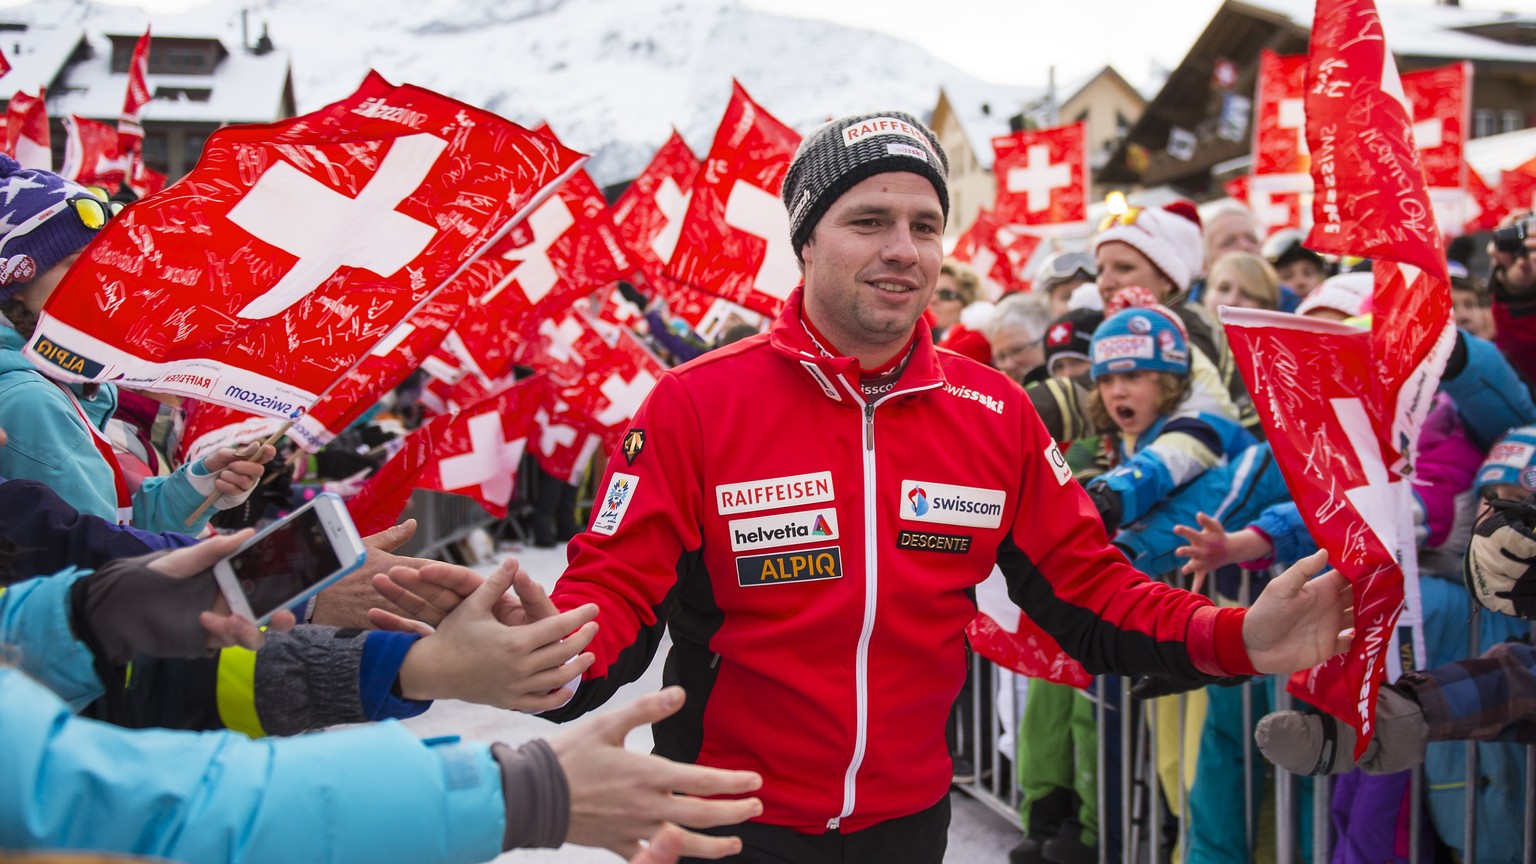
{"left": 1403, "top": 62, "right": 1471, "bottom": 236}
{"left": 951, "top": 209, "right": 1034, "bottom": 296}
{"left": 532, "top": 394, "right": 605, "bottom": 485}
{"left": 347, "top": 375, "right": 548, "bottom": 534}
{"left": 613, "top": 129, "right": 699, "bottom": 284}
{"left": 24, "top": 71, "right": 583, "bottom": 423}
{"left": 991, "top": 122, "right": 1087, "bottom": 227}
{"left": 968, "top": 566, "right": 1092, "bottom": 687}
{"left": 176, "top": 398, "right": 288, "bottom": 465}
{"left": 559, "top": 326, "right": 667, "bottom": 455}
{"left": 1464, "top": 164, "right": 1504, "bottom": 235}
{"left": 1222, "top": 0, "right": 1455, "bottom": 757}
{"left": 61, "top": 114, "right": 131, "bottom": 186}
{"left": 118, "top": 28, "right": 151, "bottom": 154}
{"left": 1249, "top": 50, "right": 1311, "bottom": 235}
{"left": 4, "top": 88, "right": 51, "bottom": 170}
{"left": 467, "top": 123, "right": 631, "bottom": 346}
{"left": 666, "top": 81, "right": 801, "bottom": 318}
{"left": 0, "top": 46, "right": 11, "bottom": 80}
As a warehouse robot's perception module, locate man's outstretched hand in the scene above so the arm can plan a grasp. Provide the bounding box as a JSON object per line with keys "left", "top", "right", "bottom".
{"left": 1243, "top": 549, "right": 1354, "bottom": 674}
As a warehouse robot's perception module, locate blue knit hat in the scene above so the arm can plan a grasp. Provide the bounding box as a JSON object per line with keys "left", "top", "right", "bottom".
{"left": 1477, "top": 426, "right": 1536, "bottom": 495}
{"left": 0, "top": 154, "right": 101, "bottom": 302}
{"left": 1090, "top": 305, "right": 1189, "bottom": 380}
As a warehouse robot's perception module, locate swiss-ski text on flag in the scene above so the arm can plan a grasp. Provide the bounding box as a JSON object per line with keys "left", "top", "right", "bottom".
{"left": 991, "top": 122, "right": 1087, "bottom": 227}
{"left": 666, "top": 80, "right": 802, "bottom": 319}
{"left": 23, "top": 71, "right": 583, "bottom": 421}
{"left": 1221, "top": 0, "right": 1455, "bottom": 757}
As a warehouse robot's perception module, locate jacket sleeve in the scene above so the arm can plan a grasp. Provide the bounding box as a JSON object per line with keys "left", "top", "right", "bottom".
{"left": 130, "top": 459, "right": 218, "bottom": 534}
{"left": 545, "top": 372, "right": 705, "bottom": 721}
{"left": 0, "top": 569, "right": 102, "bottom": 709}
{"left": 0, "top": 668, "right": 504, "bottom": 864}
{"left": 86, "top": 629, "right": 428, "bottom": 738}
{"left": 1492, "top": 281, "right": 1536, "bottom": 387}
{"left": 1114, "top": 443, "right": 1290, "bottom": 577}
{"left": 1091, "top": 416, "right": 1231, "bottom": 527}
{"left": 1002, "top": 404, "right": 1255, "bottom": 681}
{"left": 0, "top": 479, "right": 197, "bottom": 582}
{"left": 1439, "top": 330, "right": 1536, "bottom": 451}
{"left": 1248, "top": 502, "right": 1316, "bottom": 567}
{"left": 0, "top": 376, "right": 121, "bottom": 524}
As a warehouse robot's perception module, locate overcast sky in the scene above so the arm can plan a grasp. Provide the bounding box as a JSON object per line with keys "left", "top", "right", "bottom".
{"left": 48, "top": 0, "right": 1536, "bottom": 93}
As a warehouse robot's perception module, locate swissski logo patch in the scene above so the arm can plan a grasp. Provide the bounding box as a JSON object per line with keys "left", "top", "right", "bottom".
{"left": 735, "top": 545, "right": 842, "bottom": 586}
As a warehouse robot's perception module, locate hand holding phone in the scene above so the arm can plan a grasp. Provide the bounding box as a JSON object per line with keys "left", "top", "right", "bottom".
{"left": 212, "top": 493, "right": 367, "bottom": 625}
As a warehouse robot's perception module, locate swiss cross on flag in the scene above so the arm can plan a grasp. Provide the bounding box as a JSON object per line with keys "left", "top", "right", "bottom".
{"left": 666, "top": 81, "right": 802, "bottom": 319}
{"left": 1403, "top": 62, "right": 1473, "bottom": 236}
{"left": 4, "top": 88, "right": 51, "bottom": 170}
{"left": 347, "top": 375, "right": 549, "bottom": 534}
{"left": 61, "top": 114, "right": 131, "bottom": 186}
{"left": 1223, "top": 0, "right": 1456, "bottom": 758}
{"left": 558, "top": 327, "right": 666, "bottom": 456}
{"left": 1250, "top": 50, "right": 1311, "bottom": 234}
{"left": 24, "top": 71, "right": 583, "bottom": 421}
{"left": 532, "top": 395, "right": 604, "bottom": 485}
{"left": 991, "top": 122, "right": 1087, "bottom": 226}
{"left": 613, "top": 129, "right": 700, "bottom": 284}
{"left": 465, "top": 123, "right": 631, "bottom": 347}
{"left": 951, "top": 209, "right": 1031, "bottom": 295}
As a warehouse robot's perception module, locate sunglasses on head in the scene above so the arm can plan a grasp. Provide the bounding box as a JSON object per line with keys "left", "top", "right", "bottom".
{"left": 1097, "top": 206, "right": 1147, "bottom": 233}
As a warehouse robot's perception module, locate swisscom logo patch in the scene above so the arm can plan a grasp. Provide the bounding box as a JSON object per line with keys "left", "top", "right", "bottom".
{"left": 899, "top": 480, "right": 1006, "bottom": 529}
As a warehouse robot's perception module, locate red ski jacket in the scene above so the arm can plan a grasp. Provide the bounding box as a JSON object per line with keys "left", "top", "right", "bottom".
{"left": 547, "top": 289, "right": 1254, "bottom": 833}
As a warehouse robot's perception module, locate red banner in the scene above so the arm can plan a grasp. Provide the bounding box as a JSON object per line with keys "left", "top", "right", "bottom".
{"left": 118, "top": 28, "right": 151, "bottom": 153}
{"left": 967, "top": 566, "right": 1092, "bottom": 687}
{"left": 348, "top": 375, "right": 548, "bottom": 532}
{"left": 61, "top": 114, "right": 130, "bottom": 186}
{"left": 24, "top": 71, "right": 583, "bottom": 422}
{"left": 1255, "top": 50, "right": 1309, "bottom": 176}
{"left": 613, "top": 129, "right": 699, "bottom": 284}
{"left": 1402, "top": 62, "right": 1468, "bottom": 190}
{"left": 4, "top": 88, "right": 50, "bottom": 170}
{"left": 992, "top": 122, "right": 1087, "bottom": 226}
{"left": 1224, "top": 0, "right": 1455, "bottom": 756}
{"left": 666, "top": 81, "right": 802, "bottom": 318}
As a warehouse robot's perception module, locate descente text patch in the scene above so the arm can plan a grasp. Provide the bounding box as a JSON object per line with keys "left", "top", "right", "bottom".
{"left": 735, "top": 546, "right": 842, "bottom": 587}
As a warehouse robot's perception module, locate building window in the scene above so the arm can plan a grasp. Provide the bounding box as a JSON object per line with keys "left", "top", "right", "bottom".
{"left": 1474, "top": 109, "right": 1498, "bottom": 139}
{"left": 152, "top": 46, "right": 211, "bottom": 72}
{"left": 141, "top": 131, "right": 169, "bottom": 174}
{"left": 153, "top": 86, "right": 212, "bottom": 102}
{"left": 1503, "top": 110, "right": 1524, "bottom": 134}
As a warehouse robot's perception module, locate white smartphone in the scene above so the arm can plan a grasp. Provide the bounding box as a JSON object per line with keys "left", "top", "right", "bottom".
{"left": 211, "top": 493, "right": 367, "bottom": 625}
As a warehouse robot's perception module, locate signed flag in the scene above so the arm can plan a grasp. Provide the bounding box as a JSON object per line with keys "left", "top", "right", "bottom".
{"left": 24, "top": 71, "right": 583, "bottom": 423}
{"left": 968, "top": 566, "right": 1092, "bottom": 687}
{"left": 4, "top": 88, "right": 50, "bottom": 170}
{"left": 613, "top": 129, "right": 699, "bottom": 286}
{"left": 666, "top": 81, "right": 801, "bottom": 318}
{"left": 1221, "top": 0, "right": 1455, "bottom": 756}
{"left": 1249, "top": 50, "right": 1311, "bottom": 235}
{"left": 118, "top": 28, "right": 151, "bottom": 152}
{"left": 61, "top": 114, "right": 131, "bottom": 186}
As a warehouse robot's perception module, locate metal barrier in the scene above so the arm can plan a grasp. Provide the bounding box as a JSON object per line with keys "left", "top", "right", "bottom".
{"left": 392, "top": 489, "right": 500, "bottom": 560}
{"left": 952, "top": 637, "right": 1536, "bottom": 863}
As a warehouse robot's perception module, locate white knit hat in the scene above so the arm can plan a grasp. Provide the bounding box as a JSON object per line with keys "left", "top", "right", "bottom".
{"left": 1092, "top": 201, "right": 1204, "bottom": 292}
{"left": 1295, "top": 272, "right": 1372, "bottom": 319}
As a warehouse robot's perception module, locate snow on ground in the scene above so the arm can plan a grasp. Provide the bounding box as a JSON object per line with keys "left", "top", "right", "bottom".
{"left": 400, "top": 542, "right": 1021, "bottom": 862}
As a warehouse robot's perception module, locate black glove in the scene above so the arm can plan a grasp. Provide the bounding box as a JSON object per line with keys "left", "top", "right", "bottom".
{"left": 70, "top": 553, "right": 220, "bottom": 665}
{"left": 1465, "top": 499, "right": 1536, "bottom": 619}
{"left": 616, "top": 280, "right": 649, "bottom": 309}
{"left": 1085, "top": 483, "right": 1124, "bottom": 533}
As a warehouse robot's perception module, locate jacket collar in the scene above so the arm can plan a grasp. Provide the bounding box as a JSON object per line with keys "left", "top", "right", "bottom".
{"left": 768, "top": 286, "right": 948, "bottom": 403}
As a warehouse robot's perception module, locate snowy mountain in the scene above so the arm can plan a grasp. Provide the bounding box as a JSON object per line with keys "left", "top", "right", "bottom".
{"left": 11, "top": 0, "right": 1030, "bottom": 184}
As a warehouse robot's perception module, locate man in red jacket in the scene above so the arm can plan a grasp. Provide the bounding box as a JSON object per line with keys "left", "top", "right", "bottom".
{"left": 543, "top": 110, "right": 1353, "bottom": 863}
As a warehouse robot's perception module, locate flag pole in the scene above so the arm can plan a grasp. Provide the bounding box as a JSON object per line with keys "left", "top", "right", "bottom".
{"left": 183, "top": 421, "right": 292, "bottom": 526}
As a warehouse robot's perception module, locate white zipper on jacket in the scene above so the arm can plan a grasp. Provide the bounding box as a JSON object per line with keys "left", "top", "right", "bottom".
{"left": 826, "top": 374, "right": 942, "bottom": 831}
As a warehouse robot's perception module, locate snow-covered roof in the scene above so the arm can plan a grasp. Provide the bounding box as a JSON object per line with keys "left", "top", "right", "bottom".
{"left": 48, "top": 32, "right": 291, "bottom": 125}
{"left": 941, "top": 79, "right": 1048, "bottom": 171}
{"left": 0, "top": 24, "right": 86, "bottom": 95}
{"left": 1239, "top": 0, "right": 1536, "bottom": 64}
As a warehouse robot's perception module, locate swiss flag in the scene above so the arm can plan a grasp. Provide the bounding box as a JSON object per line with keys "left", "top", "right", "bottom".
{"left": 666, "top": 81, "right": 802, "bottom": 318}
{"left": 1250, "top": 50, "right": 1310, "bottom": 235}
{"left": 4, "top": 88, "right": 51, "bottom": 170}
{"left": 1464, "top": 164, "right": 1504, "bottom": 234}
{"left": 532, "top": 394, "right": 605, "bottom": 485}
{"left": 460, "top": 123, "right": 631, "bottom": 349}
{"left": 613, "top": 129, "right": 700, "bottom": 285}
{"left": 951, "top": 209, "right": 1031, "bottom": 295}
{"left": 1403, "top": 62, "right": 1472, "bottom": 235}
{"left": 968, "top": 566, "right": 1092, "bottom": 687}
{"left": 176, "top": 399, "right": 287, "bottom": 465}
{"left": 348, "top": 375, "right": 548, "bottom": 533}
{"left": 61, "top": 114, "right": 131, "bottom": 186}
{"left": 24, "top": 71, "right": 583, "bottom": 422}
{"left": 991, "top": 122, "right": 1087, "bottom": 226}
{"left": 118, "top": 28, "right": 151, "bottom": 153}
{"left": 560, "top": 327, "right": 666, "bottom": 455}
{"left": 1222, "top": 0, "right": 1456, "bottom": 757}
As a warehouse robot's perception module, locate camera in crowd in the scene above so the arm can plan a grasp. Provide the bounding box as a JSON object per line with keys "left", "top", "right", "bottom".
{"left": 1492, "top": 218, "right": 1536, "bottom": 255}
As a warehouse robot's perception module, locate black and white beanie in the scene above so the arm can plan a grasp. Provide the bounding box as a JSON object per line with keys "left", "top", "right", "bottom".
{"left": 781, "top": 111, "right": 949, "bottom": 261}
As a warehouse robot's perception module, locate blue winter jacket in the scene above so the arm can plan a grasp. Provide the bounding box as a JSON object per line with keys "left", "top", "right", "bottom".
{"left": 0, "top": 570, "right": 504, "bottom": 864}
{"left": 1091, "top": 409, "right": 1256, "bottom": 528}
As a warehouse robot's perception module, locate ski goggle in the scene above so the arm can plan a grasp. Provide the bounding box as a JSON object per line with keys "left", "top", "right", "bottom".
{"left": 1037, "top": 251, "right": 1096, "bottom": 287}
